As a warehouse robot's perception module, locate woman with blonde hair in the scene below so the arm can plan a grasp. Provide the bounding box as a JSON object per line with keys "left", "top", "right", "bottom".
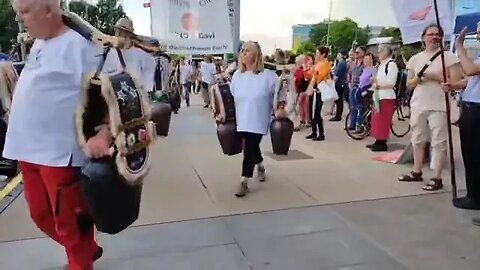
{"left": 230, "top": 41, "right": 286, "bottom": 197}
{"left": 0, "top": 61, "right": 19, "bottom": 179}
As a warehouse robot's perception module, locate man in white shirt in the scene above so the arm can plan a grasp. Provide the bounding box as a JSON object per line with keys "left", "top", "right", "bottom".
{"left": 103, "top": 18, "right": 156, "bottom": 94}
{"left": 199, "top": 55, "right": 216, "bottom": 108}
{"left": 179, "top": 59, "right": 192, "bottom": 106}
{"left": 5, "top": 0, "right": 108, "bottom": 269}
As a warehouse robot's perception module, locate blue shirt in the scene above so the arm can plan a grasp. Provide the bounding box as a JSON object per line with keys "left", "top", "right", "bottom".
{"left": 0, "top": 53, "right": 8, "bottom": 61}
{"left": 461, "top": 56, "right": 480, "bottom": 103}
{"left": 230, "top": 69, "right": 282, "bottom": 135}
{"left": 335, "top": 60, "right": 348, "bottom": 84}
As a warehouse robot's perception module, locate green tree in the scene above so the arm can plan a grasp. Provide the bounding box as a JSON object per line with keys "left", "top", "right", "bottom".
{"left": 309, "top": 21, "right": 328, "bottom": 46}
{"left": 68, "top": 0, "right": 126, "bottom": 35}
{"left": 297, "top": 40, "right": 316, "bottom": 55}
{"left": 379, "top": 26, "right": 402, "bottom": 42}
{"left": 0, "top": 0, "right": 18, "bottom": 52}
{"left": 308, "top": 18, "right": 369, "bottom": 58}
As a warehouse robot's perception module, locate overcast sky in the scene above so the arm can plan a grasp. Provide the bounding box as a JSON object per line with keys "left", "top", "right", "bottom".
{"left": 123, "top": 0, "right": 398, "bottom": 53}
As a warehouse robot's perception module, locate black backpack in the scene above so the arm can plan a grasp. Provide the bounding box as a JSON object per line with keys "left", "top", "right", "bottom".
{"left": 385, "top": 60, "right": 405, "bottom": 94}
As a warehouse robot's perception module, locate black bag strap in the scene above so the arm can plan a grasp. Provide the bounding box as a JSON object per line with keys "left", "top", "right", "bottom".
{"left": 93, "top": 47, "right": 127, "bottom": 78}
{"left": 385, "top": 60, "right": 395, "bottom": 75}
{"left": 417, "top": 51, "right": 442, "bottom": 78}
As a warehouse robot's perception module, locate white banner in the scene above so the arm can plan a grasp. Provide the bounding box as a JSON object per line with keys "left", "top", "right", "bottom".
{"left": 227, "top": 0, "right": 241, "bottom": 53}
{"left": 390, "top": 0, "right": 453, "bottom": 44}
{"left": 150, "top": 0, "right": 234, "bottom": 55}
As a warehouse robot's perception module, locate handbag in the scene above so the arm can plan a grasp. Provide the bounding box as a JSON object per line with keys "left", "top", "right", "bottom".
{"left": 318, "top": 79, "right": 338, "bottom": 102}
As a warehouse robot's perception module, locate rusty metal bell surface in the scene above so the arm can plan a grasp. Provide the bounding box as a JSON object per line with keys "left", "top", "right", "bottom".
{"left": 150, "top": 101, "right": 172, "bottom": 137}
{"left": 217, "top": 121, "right": 242, "bottom": 156}
{"left": 270, "top": 118, "right": 294, "bottom": 155}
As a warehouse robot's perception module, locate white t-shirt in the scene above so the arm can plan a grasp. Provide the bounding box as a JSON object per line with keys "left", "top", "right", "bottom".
{"left": 230, "top": 69, "right": 281, "bottom": 135}
{"left": 375, "top": 58, "right": 398, "bottom": 100}
{"left": 200, "top": 61, "right": 216, "bottom": 84}
{"left": 180, "top": 64, "right": 192, "bottom": 84}
{"left": 103, "top": 47, "right": 156, "bottom": 92}
{"left": 3, "top": 29, "right": 102, "bottom": 167}
{"left": 407, "top": 51, "right": 459, "bottom": 111}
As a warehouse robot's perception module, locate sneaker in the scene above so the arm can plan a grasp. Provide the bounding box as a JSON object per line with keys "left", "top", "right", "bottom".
{"left": 257, "top": 164, "right": 266, "bottom": 182}
{"left": 305, "top": 133, "right": 316, "bottom": 139}
{"left": 473, "top": 217, "right": 480, "bottom": 227}
{"left": 235, "top": 179, "right": 249, "bottom": 197}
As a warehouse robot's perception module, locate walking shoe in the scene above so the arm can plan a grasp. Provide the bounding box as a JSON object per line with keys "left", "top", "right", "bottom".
{"left": 313, "top": 135, "right": 325, "bottom": 141}
{"left": 256, "top": 164, "right": 266, "bottom": 182}
{"left": 473, "top": 217, "right": 480, "bottom": 227}
{"left": 235, "top": 179, "right": 249, "bottom": 197}
{"left": 62, "top": 247, "right": 103, "bottom": 269}
{"left": 305, "top": 133, "right": 316, "bottom": 139}
{"left": 328, "top": 117, "right": 341, "bottom": 122}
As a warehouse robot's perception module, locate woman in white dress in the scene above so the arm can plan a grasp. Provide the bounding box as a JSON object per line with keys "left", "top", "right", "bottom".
{"left": 230, "top": 41, "right": 286, "bottom": 197}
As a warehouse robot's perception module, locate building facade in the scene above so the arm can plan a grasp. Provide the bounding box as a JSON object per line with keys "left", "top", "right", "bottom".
{"left": 292, "top": 24, "right": 313, "bottom": 48}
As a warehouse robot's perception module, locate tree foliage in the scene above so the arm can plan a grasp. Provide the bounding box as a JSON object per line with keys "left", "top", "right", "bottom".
{"left": 0, "top": 0, "right": 18, "bottom": 52}
{"left": 307, "top": 18, "right": 369, "bottom": 58}
{"left": 68, "top": 0, "right": 126, "bottom": 35}
{"left": 379, "top": 27, "right": 402, "bottom": 42}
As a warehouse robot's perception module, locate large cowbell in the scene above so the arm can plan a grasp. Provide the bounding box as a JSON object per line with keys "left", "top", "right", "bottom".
{"left": 270, "top": 74, "right": 294, "bottom": 155}
{"left": 76, "top": 47, "right": 156, "bottom": 234}
{"left": 211, "top": 82, "right": 242, "bottom": 156}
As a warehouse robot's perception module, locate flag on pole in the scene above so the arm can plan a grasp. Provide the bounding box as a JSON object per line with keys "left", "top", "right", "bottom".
{"left": 390, "top": 0, "right": 454, "bottom": 44}
{"left": 143, "top": 0, "right": 151, "bottom": 8}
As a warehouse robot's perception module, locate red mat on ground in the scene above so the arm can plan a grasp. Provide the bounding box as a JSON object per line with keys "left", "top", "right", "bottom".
{"left": 372, "top": 150, "right": 404, "bottom": 164}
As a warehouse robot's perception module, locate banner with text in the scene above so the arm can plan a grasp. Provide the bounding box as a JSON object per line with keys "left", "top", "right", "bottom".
{"left": 150, "top": 0, "right": 234, "bottom": 55}
{"left": 390, "top": 0, "right": 453, "bottom": 44}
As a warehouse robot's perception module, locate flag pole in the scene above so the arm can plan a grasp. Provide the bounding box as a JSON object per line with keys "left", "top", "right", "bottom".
{"left": 432, "top": 0, "right": 457, "bottom": 200}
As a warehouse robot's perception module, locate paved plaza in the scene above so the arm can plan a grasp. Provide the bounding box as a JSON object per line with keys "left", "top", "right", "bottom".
{"left": 0, "top": 96, "right": 478, "bottom": 270}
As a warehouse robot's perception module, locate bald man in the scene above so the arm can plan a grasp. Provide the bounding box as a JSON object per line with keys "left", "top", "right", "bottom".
{"left": 4, "top": 0, "right": 107, "bottom": 269}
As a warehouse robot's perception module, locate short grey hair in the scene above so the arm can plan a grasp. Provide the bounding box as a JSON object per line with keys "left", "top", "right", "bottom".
{"left": 379, "top": 45, "right": 393, "bottom": 56}
{"left": 13, "top": 0, "right": 62, "bottom": 14}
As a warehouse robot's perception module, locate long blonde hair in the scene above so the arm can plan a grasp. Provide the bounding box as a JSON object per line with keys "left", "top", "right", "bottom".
{"left": 238, "top": 41, "right": 264, "bottom": 74}
{"left": 0, "top": 62, "right": 19, "bottom": 123}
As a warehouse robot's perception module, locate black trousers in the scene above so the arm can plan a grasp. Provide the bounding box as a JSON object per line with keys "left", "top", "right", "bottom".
{"left": 0, "top": 120, "right": 6, "bottom": 158}
{"left": 239, "top": 132, "right": 263, "bottom": 178}
{"left": 309, "top": 93, "right": 324, "bottom": 136}
{"left": 459, "top": 102, "right": 480, "bottom": 202}
{"left": 334, "top": 82, "right": 347, "bottom": 119}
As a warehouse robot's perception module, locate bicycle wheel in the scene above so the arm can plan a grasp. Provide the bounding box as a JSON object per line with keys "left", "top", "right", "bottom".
{"left": 391, "top": 103, "right": 411, "bottom": 137}
{"left": 345, "top": 110, "right": 371, "bottom": 140}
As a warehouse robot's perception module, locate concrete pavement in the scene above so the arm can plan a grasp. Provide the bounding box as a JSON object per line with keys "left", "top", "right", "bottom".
{"left": 0, "top": 95, "right": 477, "bottom": 270}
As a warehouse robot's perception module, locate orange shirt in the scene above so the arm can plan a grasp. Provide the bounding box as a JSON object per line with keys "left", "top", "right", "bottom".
{"left": 311, "top": 60, "right": 332, "bottom": 86}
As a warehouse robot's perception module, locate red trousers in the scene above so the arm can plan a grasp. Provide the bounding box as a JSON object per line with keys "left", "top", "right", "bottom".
{"left": 371, "top": 99, "right": 395, "bottom": 140}
{"left": 20, "top": 162, "right": 99, "bottom": 270}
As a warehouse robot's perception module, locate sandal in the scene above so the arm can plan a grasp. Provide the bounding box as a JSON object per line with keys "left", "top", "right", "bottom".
{"left": 398, "top": 171, "right": 423, "bottom": 182}
{"left": 422, "top": 178, "right": 443, "bottom": 191}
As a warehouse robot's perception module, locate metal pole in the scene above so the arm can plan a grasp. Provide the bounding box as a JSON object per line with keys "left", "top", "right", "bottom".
{"left": 432, "top": 0, "right": 457, "bottom": 200}
{"left": 326, "top": 0, "right": 332, "bottom": 46}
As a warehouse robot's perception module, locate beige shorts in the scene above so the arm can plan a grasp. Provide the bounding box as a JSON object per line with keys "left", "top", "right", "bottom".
{"left": 410, "top": 110, "right": 448, "bottom": 151}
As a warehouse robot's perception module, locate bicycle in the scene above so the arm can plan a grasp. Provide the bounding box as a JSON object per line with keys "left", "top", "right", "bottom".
{"left": 345, "top": 92, "right": 411, "bottom": 140}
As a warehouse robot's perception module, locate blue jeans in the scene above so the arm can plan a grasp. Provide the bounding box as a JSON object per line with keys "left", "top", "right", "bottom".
{"left": 349, "top": 87, "right": 367, "bottom": 130}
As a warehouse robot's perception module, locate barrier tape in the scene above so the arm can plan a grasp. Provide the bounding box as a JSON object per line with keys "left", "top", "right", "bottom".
{"left": 0, "top": 174, "right": 23, "bottom": 201}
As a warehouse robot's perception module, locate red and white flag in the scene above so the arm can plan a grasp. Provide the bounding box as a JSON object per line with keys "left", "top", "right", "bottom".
{"left": 390, "top": 0, "right": 453, "bottom": 44}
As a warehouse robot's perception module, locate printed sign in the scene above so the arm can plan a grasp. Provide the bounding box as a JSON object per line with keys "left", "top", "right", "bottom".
{"left": 150, "top": 0, "right": 234, "bottom": 55}
{"left": 390, "top": 0, "right": 453, "bottom": 44}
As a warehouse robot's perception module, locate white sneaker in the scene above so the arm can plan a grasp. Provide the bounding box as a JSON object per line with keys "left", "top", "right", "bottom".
{"left": 256, "top": 164, "right": 266, "bottom": 182}
{"left": 235, "top": 178, "right": 249, "bottom": 197}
